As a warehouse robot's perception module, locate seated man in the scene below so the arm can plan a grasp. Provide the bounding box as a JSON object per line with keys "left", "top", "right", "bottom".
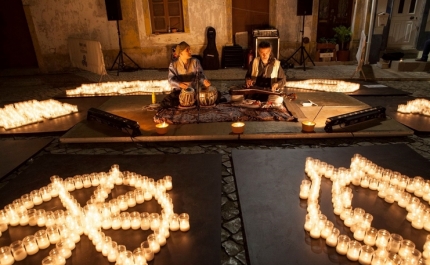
{"left": 245, "top": 41, "right": 286, "bottom": 103}
{"left": 160, "top": 41, "right": 211, "bottom": 108}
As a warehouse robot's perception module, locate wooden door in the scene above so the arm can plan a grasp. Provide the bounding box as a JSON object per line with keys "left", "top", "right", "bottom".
{"left": 0, "top": 0, "right": 38, "bottom": 68}
{"left": 232, "top": 0, "right": 270, "bottom": 47}
{"left": 317, "top": 0, "right": 353, "bottom": 41}
{"left": 387, "top": 0, "right": 424, "bottom": 49}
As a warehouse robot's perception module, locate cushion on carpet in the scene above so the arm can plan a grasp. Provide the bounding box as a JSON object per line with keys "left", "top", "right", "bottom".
{"left": 153, "top": 103, "right": 297, "bottom": 124}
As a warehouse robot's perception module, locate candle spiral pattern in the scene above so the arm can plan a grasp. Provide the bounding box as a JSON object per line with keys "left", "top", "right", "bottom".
{"left": 0, "top": 165, "right": 188, "bottom": 264}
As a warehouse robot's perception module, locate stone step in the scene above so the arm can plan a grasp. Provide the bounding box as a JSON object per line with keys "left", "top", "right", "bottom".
{"left": 390, "top": 59, "right": 430, "bottom": 72}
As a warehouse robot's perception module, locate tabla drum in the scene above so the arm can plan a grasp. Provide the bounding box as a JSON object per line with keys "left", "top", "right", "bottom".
{"left": 198, "top": 86, "right": 218, "bottom": 106}
{"left": 179, "top": 87, "right": 196, "bottom": 107}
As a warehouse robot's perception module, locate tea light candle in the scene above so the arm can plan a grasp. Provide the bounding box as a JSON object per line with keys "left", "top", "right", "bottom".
{"left": 164, "top": 175, "right": 173, "bottom": 190}
{"left": 346, "top": 240, "right": 361, "bottom": 261}
{"left": 10, "top": 241, "right": 27, "bottom": 261}
{"left": 150, "top": 213, "right": 160, "bottom": 230}
{"left": 147, "top": 234, "right": 160, "bottom": 253}
{"left": 179, "top": 213, "right": 190, "bottom": 232}
{"left": 156, "top": 122, "right": 169, "bottom": 135}
{"left": 326, "top": 228, "right": 340, "bottom": 247}
{"left": 375, "top": 229, "right": 390, "bottom": 248}
{"left": 0, "top": 246, "right": 15, "bottom": 265}
{"left": 336, "top": 235, "right": 350, "bottom": 255}
{"left": 231, "top": 122, "right": 245, "bottom": 134}
{"left": 23, "top": 236, "right": 39, "bottom": 255}
{"left": 302, "top": 121, "right": 316, "bottom": 133}
{"left": 141, "top": 241, "right": 154, "bottom": 262}
{"left": 358, "top": 245, "right": 374, "bottom": 265}
{"left": 170, "top": 214, "right": 180, "bottom": 231}
{"left": 299, "top": 180, "right": 311, "bottom": 199}
{"left": 141, "top": 213, "right": 150, "bottom": 230}
{"left": 35, "top": 230, "right": 51, "bottom": 249}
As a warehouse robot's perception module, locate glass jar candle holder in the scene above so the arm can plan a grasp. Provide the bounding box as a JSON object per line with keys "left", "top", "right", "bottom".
{"left": 364, "top": 227, "right": 378, "bottom": 246}
{"left": 23, "top": 235, "right": 39, "bottom": 255}
{"left": 126, "top": 191, "right": 136, "bottom": 208}
{"left": 147, "top": 234, "right": 160, "bottom": 254}
{"left": 336, "top": 235, "right": 350, "bottom": 255}
{"left": 35, "top": 230, "right": 51, "bottom": 249}
{"left": 10, "top": 240, "right": 27, "bottom": 261}
{"left": 21, "top": 194, "right": 34, "bottom": 209}
{"left": 130, "top": 211, "right": 141, "bottom": 230}
{"left": 358, "top": 245, "right": 374, "bottom": 265}
{"left": 74, "top": 175, "right": 83, "bottom": 189}
{"left": 49, "top": 248, "right": 66, "bottom": 265}
{"left": 135, "top": 189, "right": 145, "bottom": 204}
{"left": 117, "top": 195, "right": 128, "bottom": 211}
{"left": 169, "top": 213, "right": 180, "bottom": 231}
{"left": 353, "top": 224, "right": 366, "bottom": 241}
{"left": 399, "top": 239, "right": 415, "bottom": 258}
{"left": 120, "top": 212, "right": 131, "bottom": 230}
{"left": 321, "top": 220, "right": 334, "bottom": 239}
{"left": 0, "top": 246, "right": 15, "bottom": 265}
{"left": 141, "top": 212, "right": 150, "bottom": 230}
{"left": 375, "top": 229, "right": 390, "bottom": 248}
{"left": 30, "top": 190, "right": 43, "bottom": 205}
{"left": 326, "top": 228, "right": 340, "bottom": 247}
{"left": 150, "top": 213, "right": 160, "bottom": 230}
{"left": 164, "top": 175, "right": 173, "bottom": 190}
{"left": 83, "top": 175, "right": 92, "bottom": 188}
{"left": 141, "top": 241, "right": 154, "bottom": 262}
{"left": 36, "top": 209, "right": 47, "bottom": 227}
{"left": 179, "top": 213, "right": 190, "bottom": 232}
{"left": 101, "top": 236, "right": 112, "bottom": 257}
{"left": 346, "top": 240, "right": 361, "bottom": 261}
{"left": 154, "top": 228, "right": 167, "bottom": 246}
{"left": 107, "top": 241, "right": 118, "bottom": 262}
{"left": 299, "top": 180, "right": 311, "bottom": 199}
{"left": 47, "top": 226, "right": 61, "bottom": 244}
{"left": 387, "top": 233, "right": 403, "bottom": 253}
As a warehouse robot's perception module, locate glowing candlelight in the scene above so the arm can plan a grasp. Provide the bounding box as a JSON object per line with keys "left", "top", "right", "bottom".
{"left": 301, "top": 121, "right": 316, "bottom": 133}
{"left": 155, "top": 122, "right": 169, "bottom": 135}
{"left": 231, "top": 122, "right": 245, "bottom": 134}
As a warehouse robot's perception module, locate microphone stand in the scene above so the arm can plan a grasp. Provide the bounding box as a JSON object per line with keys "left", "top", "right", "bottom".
{"left": 196, "top": 71, "right": 200, "bottom": 123}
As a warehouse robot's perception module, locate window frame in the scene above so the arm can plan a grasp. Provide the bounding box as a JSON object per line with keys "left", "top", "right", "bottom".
{"left": 148, "top": 0, "right": 184, "bottom": 34}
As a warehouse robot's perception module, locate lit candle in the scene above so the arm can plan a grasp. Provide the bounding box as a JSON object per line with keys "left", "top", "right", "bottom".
{"left": 164, "top": 175, "right": 173, "bottom": 190}
{"left": 150, "top": 213, "right": 160, "bottom": 230}
{"left": 301, "top": 121, "right": 316, "bottom": 133}
{"left": 346, "top": 240, "right": 361, "bottom": 261}
{"left": 155, "top": 122, "right": 169, "bottom": 135}
{"left": 375, "top": 229, "right": 390, "bottom": 248}
{"left": 147, "top": 234, "right": 160, "bottom": 253}
{"left": 141, "top": 241, "right": 154, "bottom": 262}
{"left": 0, "top": 246, "right": 15, "bottom": 265}
{"left": 170, "top": 214, "right": 180, "bottom": 231}
{"left": 23, "top": 236, "right": 39, "bottom": 255}
{"left": 336, "top": 235, "right": 350, "bottom": 255}
{"left": 299, "top": 180, "right": 311, "bottom": 199}
{"left": 130, "top": 212, "right": 141, "bottom": 230}
{"left": 10, "top": 240, "right": 27, "bottom": 261}
{"left": 231, "top": 122, "right": 245, "bottom": 134}
{"left": 179, "top": 213, "right": 190, "bottom": 232}
{"left": 358, "top": 245, "right": 374, "bottom": 265}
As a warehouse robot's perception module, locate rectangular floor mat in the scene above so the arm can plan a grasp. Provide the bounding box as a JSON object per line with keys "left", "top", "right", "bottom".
{"left": 0, "top": 153, "right": 221, "bottom": 265}
{"left": 232, "top": 144, "right": 430, "bottom": 265}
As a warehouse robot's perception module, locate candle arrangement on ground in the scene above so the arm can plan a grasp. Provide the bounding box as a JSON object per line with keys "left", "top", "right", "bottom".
{"left": 66, "top": 80, "right": 170, "bottom": 96}
{"left": 300, "top": 154, "right": 430, "bottom": 264}
{"left": 397, "top": 98, "right": 430, "bottom": 116}
{"left": 285, "top": 79, "right": 360, "bottom": 93}
{"left": 0, "top": 166, "right": 188, "bottom": 264}
{"left": 0, "top": 99, "right": 78, "bottom": 130}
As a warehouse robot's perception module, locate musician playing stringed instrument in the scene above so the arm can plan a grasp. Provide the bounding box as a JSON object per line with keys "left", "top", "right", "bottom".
{"left": 244, "top": 41, "right": 286, "bottom": 103}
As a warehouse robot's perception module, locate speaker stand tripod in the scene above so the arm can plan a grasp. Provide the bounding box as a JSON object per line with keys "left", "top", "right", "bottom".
{"left": 110, "top": 20, "right": 142, "bottom": 76}
{"left": 286, "top": 13, "right": 315, "bottom": 71}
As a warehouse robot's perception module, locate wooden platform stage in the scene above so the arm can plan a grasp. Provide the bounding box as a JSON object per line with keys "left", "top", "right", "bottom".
{"left": 59, "top": 92, "right": 413, "bottom": 143}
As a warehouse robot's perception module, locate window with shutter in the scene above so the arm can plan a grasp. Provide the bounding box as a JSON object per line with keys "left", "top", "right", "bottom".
{"left": 148, "top": 0, "right": 184, "bottom": 34}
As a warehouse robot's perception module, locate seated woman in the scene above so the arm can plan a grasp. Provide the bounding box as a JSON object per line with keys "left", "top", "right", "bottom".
{"left": 160, "top": 41, "right": 211, "bottom": 108}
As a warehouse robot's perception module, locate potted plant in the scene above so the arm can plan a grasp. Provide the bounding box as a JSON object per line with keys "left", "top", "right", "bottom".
{"left": 333, "top": 25, "right": 352, "bottom": 61}
{"left": 315, "top": 38, "right": 337, "bottom": 62}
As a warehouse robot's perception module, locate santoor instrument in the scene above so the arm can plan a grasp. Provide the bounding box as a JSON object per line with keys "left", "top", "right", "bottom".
{"left": 179, "top": 87, "right": 196, "bottom": 107}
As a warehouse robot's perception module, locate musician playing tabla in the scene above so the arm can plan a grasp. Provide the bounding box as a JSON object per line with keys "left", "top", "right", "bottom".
{"left": 245, "top": 41, "right": 286, "bottom": 102}
{"left": 160, "top": 41, "right": 211, "bottom": 108}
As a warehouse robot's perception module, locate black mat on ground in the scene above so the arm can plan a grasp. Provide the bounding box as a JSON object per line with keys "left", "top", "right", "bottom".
{"left": 154, "top": 103, "right": 296, "bottom": 124}
{"left": 232, "top": 144, "right": 430, "bottom": 265}
{"left": 0, "top": 97, "right": 109, "bottom": 135}
{"left": 354, "top": 95, "right": 430, "bottom": 132}
{"left": 285, "top": 80, "right": 409, "bottom": 96}
{"left": 0, "top": 138, "right": 53, "bottom": 180}
{"left": 0, "top": 154, "right": 221, "bottom": 265}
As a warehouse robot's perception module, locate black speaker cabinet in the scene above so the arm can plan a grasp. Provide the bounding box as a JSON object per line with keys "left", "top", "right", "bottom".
{"left": 297, "top": 0, "right": 313, "bottom": 16}
{"left": 105, "top": 0, "right": 123, "bottom": 21}
{"left": 254, "top": 37, "right": 280, "bottom": 59}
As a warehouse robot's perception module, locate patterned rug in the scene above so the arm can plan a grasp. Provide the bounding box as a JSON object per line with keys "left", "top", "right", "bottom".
{"left": 153, "top": 103, "right": 297, "bottom": 124}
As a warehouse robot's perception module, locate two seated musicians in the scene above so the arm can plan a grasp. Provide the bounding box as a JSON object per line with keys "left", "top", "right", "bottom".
{"left": 161, "top": 40, "right": 286, "bottom": 109}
